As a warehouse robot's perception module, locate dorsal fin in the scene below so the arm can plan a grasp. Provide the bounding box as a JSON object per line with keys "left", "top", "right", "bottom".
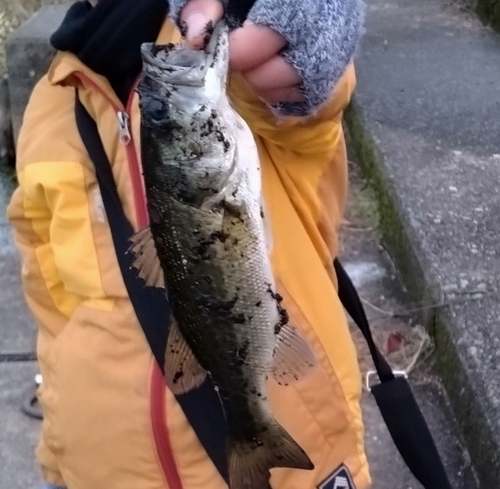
{"left": 127, "top": 227, "right": 165, "bottom": 288}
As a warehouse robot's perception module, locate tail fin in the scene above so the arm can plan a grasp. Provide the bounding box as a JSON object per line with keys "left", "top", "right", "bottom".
{"left": 228, "top": 420, "right": 313, "bottom": 489}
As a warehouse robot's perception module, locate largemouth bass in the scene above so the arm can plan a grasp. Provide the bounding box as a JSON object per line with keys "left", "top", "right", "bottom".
{"left": 132, "top": 23, "right": 316, "bottom": 489}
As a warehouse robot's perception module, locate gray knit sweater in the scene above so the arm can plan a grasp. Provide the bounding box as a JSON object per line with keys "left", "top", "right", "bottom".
{"left": 169, "top": 0, "right": 364, "bottom": 116}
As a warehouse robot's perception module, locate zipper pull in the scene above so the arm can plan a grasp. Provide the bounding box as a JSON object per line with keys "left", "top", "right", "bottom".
{"left": 117, "top": 111, "right": 131, "bottom": 145}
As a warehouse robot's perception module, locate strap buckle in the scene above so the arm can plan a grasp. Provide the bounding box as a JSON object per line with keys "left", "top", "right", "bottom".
{"left": 365, "top": 370, "right": 408, "bottom": 391}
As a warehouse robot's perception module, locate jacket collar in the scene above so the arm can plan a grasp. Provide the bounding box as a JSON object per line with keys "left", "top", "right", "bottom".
{"left": 47, "top": 20, "right": 182, "bottom": 106}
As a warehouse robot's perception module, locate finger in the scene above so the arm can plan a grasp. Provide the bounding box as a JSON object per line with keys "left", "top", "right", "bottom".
{"left": 180, "top": 0, "right": 224, "bottom": 49}
{"left": 229, "top": 21, "right": 287, "bottom": 72}
{"left": 253, "top": 86, "right": 305, "bottom": 105}
{"left": 243, "top": 55, "right": 301, "bottom": 93}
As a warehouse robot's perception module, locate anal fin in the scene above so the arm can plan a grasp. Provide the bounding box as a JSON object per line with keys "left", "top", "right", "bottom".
{"left": 165, "top": 319, "right": 207, "bottom": 395}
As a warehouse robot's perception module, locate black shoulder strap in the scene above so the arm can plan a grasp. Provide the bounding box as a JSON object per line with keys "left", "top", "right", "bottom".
{"left": 74, "top": 89, "right": 452, "bottom": 489}
{"left": 334, "top": 259, "right": 453, "bottom": 489}
{"left": 74, "top": 93, "right": 230, "bottom": 481}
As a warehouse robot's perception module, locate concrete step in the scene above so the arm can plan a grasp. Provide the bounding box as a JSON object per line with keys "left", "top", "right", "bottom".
{"left": 5, "top": 5, "right": 69, "bottom": 149}
{"left": 346, "top": 0, "right": 500, "bottom": 486}
{"left": 343, "top": 164, "right": 478, "bottom": 488}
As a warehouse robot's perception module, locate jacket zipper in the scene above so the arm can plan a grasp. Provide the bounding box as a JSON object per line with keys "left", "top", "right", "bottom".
{"left": 117, "top": 111, "right": 131, "bottom": 145}
{"left": 74, "top": 72, "right": 182, "bottom": 489}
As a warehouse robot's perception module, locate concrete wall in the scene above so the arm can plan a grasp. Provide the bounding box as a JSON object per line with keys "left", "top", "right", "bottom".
{"left": 0, "top": 77, "right": 14, "bottom": 164}
{"left": 477, "top": 0, "right": 500, "bottom": 32}
{"left": 1, "top": 0, "right": 497, "bottom": 160}
{"left": 5, "top": 5, "right": 70, "bottom": 149}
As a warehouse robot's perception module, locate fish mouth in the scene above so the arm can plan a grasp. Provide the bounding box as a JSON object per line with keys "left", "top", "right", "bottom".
{"left": 138, "top": 21, "right": 229, "bottom": 128}
{"left": 140, "top": 21, "right": 229, "bottom": 89}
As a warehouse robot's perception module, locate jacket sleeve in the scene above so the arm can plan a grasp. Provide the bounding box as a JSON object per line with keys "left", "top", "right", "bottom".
{"left": 7, "top": 74, "right": 132, "bottom": 485}
{"left": 6, "top": 77, "right": 105, "bottom": 341}
{"left": 5, "top": 79, "right": 82, "bottom": 486}
{"left": 7, "top": 155, "right": 97, "bottom": 340}
{"left": 7, "top": 180, "right": 73, "bottom": 342}
{"left": 168, "top": 0, "right": 364, "bottom": 116}
{"left": 7, "top": 95, "right": 75, "bottom": 342}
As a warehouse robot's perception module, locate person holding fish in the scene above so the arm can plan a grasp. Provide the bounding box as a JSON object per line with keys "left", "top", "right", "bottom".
{"left": 7, "top": 0, "right": 368, "bottom": 488}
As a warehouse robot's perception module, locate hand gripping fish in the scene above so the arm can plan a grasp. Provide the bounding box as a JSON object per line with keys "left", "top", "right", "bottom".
{"left": 130, "top": 22, "right": 317, "bottom": 489}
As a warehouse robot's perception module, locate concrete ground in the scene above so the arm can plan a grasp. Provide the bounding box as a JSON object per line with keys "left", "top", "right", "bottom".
{"left": 0, "top": 166, "right": 40, "bottom": 487}
{"left": 345, "top": 0, "right": 500, "bottom": 486}
{"left": 344, "top": 163, "right": 479, "bottom": 488}
{"left": 0, "top": 161, "right": 479, "bottom": 488}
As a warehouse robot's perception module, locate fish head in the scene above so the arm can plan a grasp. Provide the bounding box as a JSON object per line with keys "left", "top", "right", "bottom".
{"left": 138, "top": 21, "right": 230, "bottom": 134}
{"left": 137, "top": 22, "right": 241, "bottom": 207}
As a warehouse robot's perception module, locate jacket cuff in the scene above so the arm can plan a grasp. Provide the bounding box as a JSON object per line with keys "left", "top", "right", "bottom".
{"left": 247, "top": 0, "right": 364, "bottom": 116}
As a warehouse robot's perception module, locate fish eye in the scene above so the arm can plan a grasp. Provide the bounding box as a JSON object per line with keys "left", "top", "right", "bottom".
{"left": 143, "top": 96, "right": 170, "bottom": 123}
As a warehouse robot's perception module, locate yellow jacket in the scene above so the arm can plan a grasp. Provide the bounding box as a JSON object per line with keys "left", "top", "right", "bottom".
{"left": 7, "top": 20, "right": 370, "bottom": 489}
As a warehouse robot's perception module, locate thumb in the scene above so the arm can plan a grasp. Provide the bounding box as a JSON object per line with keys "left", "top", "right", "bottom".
{"left": 180, "top": 0, "right": 224, "bottom": 50}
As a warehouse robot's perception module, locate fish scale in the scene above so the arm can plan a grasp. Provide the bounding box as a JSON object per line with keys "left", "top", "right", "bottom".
{"left": 131, "top": 22, "right": 317, "bottom": 489}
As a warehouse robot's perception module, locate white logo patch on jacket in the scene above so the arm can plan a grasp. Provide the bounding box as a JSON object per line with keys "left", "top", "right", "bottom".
{"left": 317, "top": 465, "right": 355, "bottom": 489}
